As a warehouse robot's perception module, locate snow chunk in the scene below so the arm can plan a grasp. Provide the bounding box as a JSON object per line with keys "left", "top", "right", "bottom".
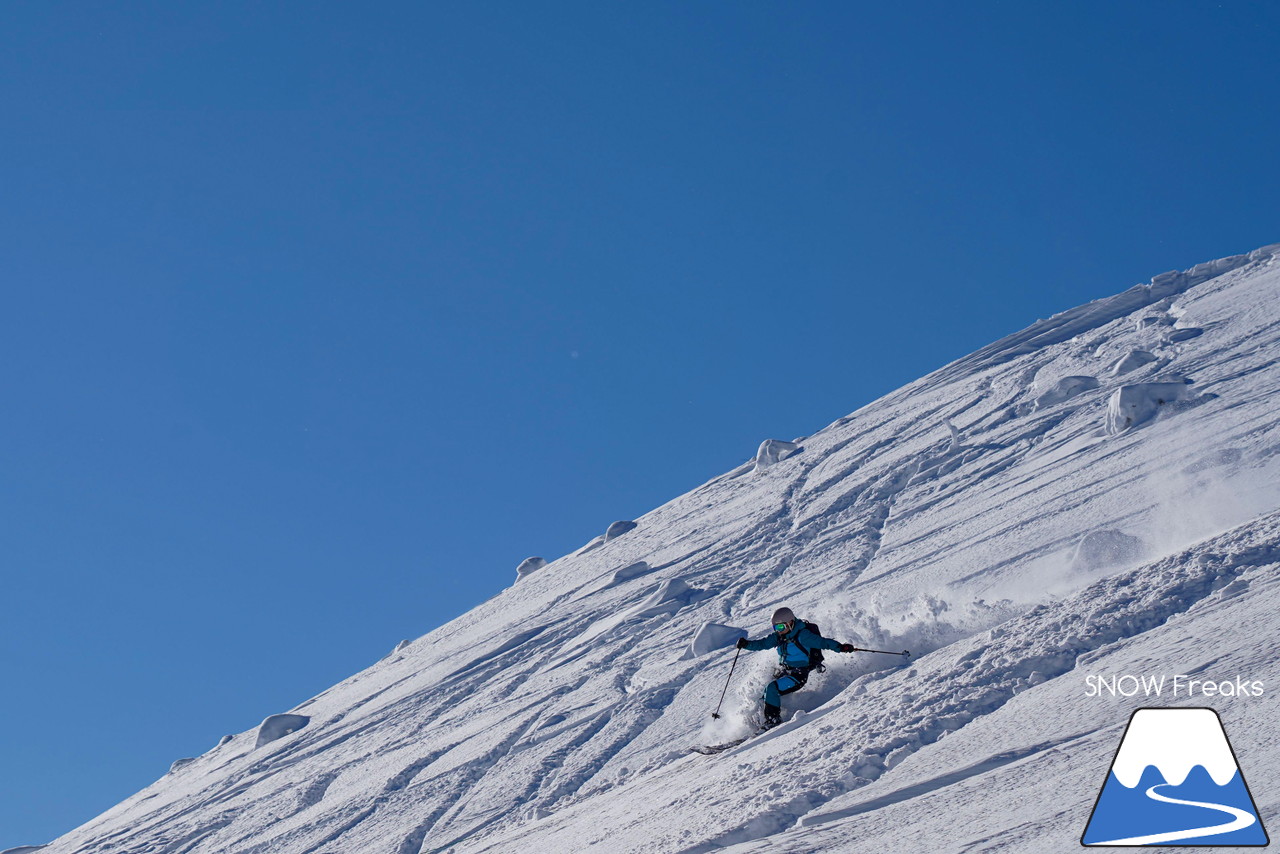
{"left": 515, "top": 556, "right": 547, "bottom": 580}
{"left": 379, "top": 638, "right": 413, "bottom": 664}
{"left": 168, "top": 758, "right": 196, "bottom": 774}
{"left": 1167, "top": 327, "right": 1204, "bottom": 343}
{"left": 255, "top": 714, "right": 310, "bottom": 749}
{"left": 754, "top": 439, "right": 801, "bottom": 472}
{"left": 1069, "top": 529, "right": 1147, "bottom": 573}
{"left": 1033, "top": 375, "right": 1099, "bottom": 410}
{"left": 628, "top": 579, "right": 699, "bottom": 619}
{"left": 1109, "top": 350, "right": 1157, "bottom": 376}
{"left": 1105, "top": 381, "right": 1191, "bottom": 434}
{"left": 610, "top": 561, "right": 653, "bottom": 585}
{"left": 686, "top": 622, "right": 748, "bottom": 658}
{"left": 604, "top": 520, "right": 637, "bottom": 542}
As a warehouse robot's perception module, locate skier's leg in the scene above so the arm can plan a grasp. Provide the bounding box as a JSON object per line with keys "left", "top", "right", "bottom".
{"left": 762, "top": 674, "right": 801, "bottom": 727}
{"left": 777, "top": 670, "right": 809, "bottom": 697}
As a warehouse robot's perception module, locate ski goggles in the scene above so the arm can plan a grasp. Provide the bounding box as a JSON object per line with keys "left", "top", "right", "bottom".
{"left": 774, "top": 622, "right": 792, "bottom": 633}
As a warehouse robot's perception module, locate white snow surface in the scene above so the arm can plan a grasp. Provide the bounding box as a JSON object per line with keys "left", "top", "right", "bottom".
{"left": 32, "top": 244, "right": 1280, "bottom": 854}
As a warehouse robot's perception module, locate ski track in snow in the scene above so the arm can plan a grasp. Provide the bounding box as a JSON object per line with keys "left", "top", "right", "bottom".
{"left": 25, "top": 245, "right": 1280, "bottom": 854}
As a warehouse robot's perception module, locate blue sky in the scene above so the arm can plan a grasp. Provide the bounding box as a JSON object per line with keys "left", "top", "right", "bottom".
{"left": 2, "top": 1, "right": 1277, "bottom": 846}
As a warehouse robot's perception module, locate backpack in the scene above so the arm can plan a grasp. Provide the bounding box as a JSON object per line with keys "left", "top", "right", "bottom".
{"left": 792, "top": 620, "right": 826, "bottom": 673}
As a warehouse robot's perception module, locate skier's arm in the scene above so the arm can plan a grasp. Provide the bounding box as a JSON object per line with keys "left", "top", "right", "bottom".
{"left": 803, "top": 628, "right": 846, "bottom": 652}
{"left": 739, "top": 635, "right": 778, "bottom": 652}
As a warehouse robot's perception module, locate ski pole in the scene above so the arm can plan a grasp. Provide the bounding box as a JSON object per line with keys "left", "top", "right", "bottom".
{"left": 849, "top": 647, "right": 911, "bottom": 657}
{"left": 711, "top": 646, "right": 742, "bottom": 719}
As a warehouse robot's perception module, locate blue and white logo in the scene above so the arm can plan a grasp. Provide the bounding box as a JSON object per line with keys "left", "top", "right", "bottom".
{"left": 1082, "top": 708, "right": 1269, "bottom": 846}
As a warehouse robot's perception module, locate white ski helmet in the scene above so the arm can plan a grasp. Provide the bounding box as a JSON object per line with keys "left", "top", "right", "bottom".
{"left": 771, "top": 607, "right": 796, "bottom": 629}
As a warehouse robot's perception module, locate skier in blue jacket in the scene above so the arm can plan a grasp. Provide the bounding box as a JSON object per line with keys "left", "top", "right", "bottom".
{"left": 736, "top": 606, "right": 856, "bottom": 728}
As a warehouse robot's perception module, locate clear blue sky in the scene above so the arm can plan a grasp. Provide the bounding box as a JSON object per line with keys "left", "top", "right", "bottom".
{"left": 2, "top": 1, "right": 1276, "bottom": 846}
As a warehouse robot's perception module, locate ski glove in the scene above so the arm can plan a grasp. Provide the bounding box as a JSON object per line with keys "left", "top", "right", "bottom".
{"left": 839, "top": 643, "right": 856, "bottom": 653}
{"left": 736, "top": 637, "right": 749, "bottom": 650}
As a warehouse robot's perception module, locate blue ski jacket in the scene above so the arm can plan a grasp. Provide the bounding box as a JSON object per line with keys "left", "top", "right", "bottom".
{"left": 743, "top": 623, "right": 843, "bottom": 670}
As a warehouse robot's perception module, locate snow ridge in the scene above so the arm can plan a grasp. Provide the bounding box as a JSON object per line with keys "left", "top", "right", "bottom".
{"left": 933, "top": 245, "right": 1278, "bottom": 384}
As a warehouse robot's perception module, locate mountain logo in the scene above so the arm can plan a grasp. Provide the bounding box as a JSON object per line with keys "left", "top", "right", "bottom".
{"left": 1081, "top": 707, "right": 1269, "bottom": 846}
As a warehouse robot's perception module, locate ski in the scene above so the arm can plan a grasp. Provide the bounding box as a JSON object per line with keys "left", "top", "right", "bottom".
{"left": 689, "top": 735, "right": 754, "bottom": 755}
{"left": 690, "top": 707, "right": 832, "bottom": 755}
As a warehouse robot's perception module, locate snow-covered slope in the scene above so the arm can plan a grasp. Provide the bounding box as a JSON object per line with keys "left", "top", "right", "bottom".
{"left": 32, "top": 244, "right": 1280, "bottom": 854}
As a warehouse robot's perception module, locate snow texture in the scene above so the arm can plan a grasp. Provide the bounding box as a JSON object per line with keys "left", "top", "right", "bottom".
{"left": 26, "top": 243, "right": 1280, "bottom": 854}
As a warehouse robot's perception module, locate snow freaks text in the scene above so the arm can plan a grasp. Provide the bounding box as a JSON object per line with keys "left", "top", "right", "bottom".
{"left": 1084, "top": 674, "right": 1265, "bottom": 699}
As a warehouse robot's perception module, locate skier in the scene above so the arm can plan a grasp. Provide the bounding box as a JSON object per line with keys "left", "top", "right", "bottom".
{"left": 735, "top": 606, "right": 856, "bottom": 728}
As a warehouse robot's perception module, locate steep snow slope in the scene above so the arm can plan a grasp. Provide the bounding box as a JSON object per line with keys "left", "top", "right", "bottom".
{"left": 32, "top": 244, "right": 1280, "bottom": 854}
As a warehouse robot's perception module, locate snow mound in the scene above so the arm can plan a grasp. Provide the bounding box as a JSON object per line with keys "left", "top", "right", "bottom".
{"left": 1110, "top": 350, "right": 1157, "bottom": 376}
{"left": 1033, "top": 375, "right": 1099, "bottom": 410}
{"left": 686, "top": 622, "right": 748, "bottom": 658}
{"left": 626, "top": 579, "right": 701, "bottom": 619}
{"left": 604, "top": 520, "right": 637, "bottom": 542}
{"left": 754, "top": 439, "right": 802, "bottom": 472}
{"left": 1138, "top": 314, "right": 1174, "bottom": 329}
{"left": 610, "top": 561, "right": 653, "bottom": 585}
{"left": 1105, "top": 381, "right": 1192, "bottom": 434}
{"left": 255, "top": 714, "right": 310, "bottom": 749}
{"left": 167, "top": 758, "right": 196, "bottom": 774}
{"left": 515, "top": 556, "right": 547, "bottom": 580}
{"left": 1068, "top": 529, "right": 1147, "bottom": 573}
{"left": 1167, "top": 326, "right": 1204, "bottom": 343}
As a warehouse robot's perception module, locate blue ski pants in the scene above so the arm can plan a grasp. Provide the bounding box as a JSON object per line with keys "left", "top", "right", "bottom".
{"left": 764, "top": 667, "right": 810, "bottom": 707}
